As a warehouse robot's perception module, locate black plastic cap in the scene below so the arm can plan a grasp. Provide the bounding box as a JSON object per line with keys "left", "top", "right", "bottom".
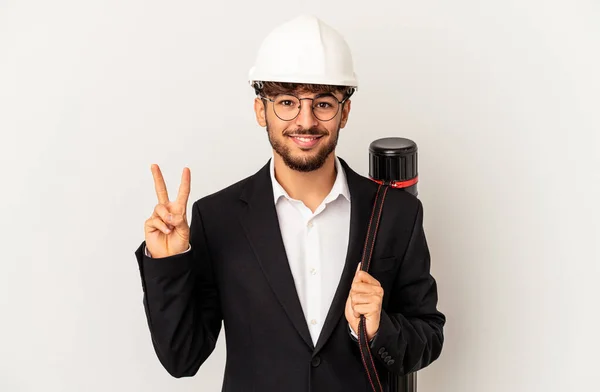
{"left": 368, "top": 137, "right": 418, "bottom": 182}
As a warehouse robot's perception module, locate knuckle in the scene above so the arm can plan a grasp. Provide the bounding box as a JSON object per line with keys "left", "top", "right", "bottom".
{"left": 157, "top": 205, "right": 172, "bottom": 220}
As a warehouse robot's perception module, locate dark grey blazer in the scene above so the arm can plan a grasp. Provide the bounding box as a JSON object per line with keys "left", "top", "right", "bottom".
{"left": 134, "top": 157, "right": 445, "bottom": 392}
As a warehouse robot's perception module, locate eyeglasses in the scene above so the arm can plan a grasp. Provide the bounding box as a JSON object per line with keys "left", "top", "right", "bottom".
{"left": 259, "top": 93, "right": 350, "bottom": 122}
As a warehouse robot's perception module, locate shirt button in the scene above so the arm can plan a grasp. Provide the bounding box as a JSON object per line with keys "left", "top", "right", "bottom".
{"left": 310, "top": 319, "right": 318, "bottom": 325}
{"left": 307, "top": 221, "right": 313, "bottom": 228}
{"left": 310, "top": 267, "right": 317, "bottom": 275}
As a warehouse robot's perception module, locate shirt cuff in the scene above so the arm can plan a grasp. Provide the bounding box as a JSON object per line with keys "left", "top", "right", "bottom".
{"left": 144, "top": 243, "right": 191, "bottom": 258}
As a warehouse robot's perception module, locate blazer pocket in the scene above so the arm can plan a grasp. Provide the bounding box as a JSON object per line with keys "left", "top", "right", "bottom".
{"left": 368, "top": 255, "right": 397, "bottom": 272}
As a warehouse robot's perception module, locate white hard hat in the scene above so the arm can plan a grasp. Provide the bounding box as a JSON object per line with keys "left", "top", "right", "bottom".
{"left": 248, "top": 14, "right": 358, "bottom": 89}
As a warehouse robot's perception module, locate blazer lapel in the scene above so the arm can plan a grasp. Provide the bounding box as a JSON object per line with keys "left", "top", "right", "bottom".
{"left": 238, "top": 160, "right": 315, "bottom": 350}
{"left": 313, "top": 157, "right": 377, "bottom": 355}
{"left": 238, "top": 157, "right": 378, "bottom": 355}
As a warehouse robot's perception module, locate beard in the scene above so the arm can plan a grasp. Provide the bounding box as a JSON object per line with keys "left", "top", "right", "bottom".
{"left": 266, "top": 120, "right": 340, "bottom": 173}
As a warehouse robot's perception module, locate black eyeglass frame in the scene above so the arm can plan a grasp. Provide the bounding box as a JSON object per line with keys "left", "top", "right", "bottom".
{"left": 258, "top": 89, "right": 354, "bottom": 122}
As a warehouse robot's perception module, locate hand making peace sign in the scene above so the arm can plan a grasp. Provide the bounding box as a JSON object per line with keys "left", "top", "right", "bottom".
{"left": 144, "top": 164, "right": 191, "bottom": 258}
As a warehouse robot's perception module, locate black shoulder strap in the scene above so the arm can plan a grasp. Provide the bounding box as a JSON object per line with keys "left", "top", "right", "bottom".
{"left": 358, "top": 183, "right": 390, "bottom": 392}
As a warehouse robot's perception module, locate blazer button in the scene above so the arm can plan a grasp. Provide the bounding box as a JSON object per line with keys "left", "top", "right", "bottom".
{"left": 378, "top": 347, "right": 386, "bottom": 355}
{"left": 384, "top": 355, "right": 392, "bottom": 362}
{"left": 311, "top": 356, "right": 321, "bottom": 367}
{"left": 381, "top": 351, "right": 388, "bottom": 358}
{"left": 387, "top": 359, "right": 395, "bottom": 365}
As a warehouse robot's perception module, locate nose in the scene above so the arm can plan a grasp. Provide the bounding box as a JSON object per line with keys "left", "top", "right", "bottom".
{"left": 294, "top": 99, "right": 319, "bottom": 130}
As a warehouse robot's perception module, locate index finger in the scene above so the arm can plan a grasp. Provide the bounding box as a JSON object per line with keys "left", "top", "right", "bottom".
{"left": 175, "top": 167, "right": 191, "bottom": 207}
{"left": 151, "top": 164, "right": 169, "bottom": 204}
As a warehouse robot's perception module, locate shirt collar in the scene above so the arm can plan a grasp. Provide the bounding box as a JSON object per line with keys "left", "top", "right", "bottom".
{"left": 269, "top": 154, "right": 351, "bottom": 205}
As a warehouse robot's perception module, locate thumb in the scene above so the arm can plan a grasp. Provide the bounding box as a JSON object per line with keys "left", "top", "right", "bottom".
{"left": 353, "top": 262, "right": 362, "bottom": 282}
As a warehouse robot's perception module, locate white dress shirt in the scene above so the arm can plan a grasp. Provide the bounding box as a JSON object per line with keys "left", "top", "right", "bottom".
{"left": 269, "top": 155, "right": 351, "bottom": 345}
{"left": 145, "top": 155, "right": 363, "bottom": 344}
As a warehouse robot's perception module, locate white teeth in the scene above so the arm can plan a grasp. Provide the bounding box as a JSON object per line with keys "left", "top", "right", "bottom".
{"left": 293, "top": 136, "right": 318, "bottom": 142}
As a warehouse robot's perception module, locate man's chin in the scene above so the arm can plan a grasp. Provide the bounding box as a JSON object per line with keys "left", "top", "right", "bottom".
{"left": 281, "top": 151, "right": 331, "bottom": 172}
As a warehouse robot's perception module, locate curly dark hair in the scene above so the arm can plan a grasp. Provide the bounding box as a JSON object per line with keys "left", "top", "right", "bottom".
{"left": 252, "top": 81, "right": 355, "bottom": 100}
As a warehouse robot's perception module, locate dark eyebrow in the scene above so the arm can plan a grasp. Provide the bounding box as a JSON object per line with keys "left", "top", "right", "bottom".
{"left": 314, "top": 92, "right": 336, "bottom": 98}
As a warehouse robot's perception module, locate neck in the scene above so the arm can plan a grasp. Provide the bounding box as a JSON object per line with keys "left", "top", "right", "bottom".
{"left": 273, "top": 152, "right": 337, "bottom": 212}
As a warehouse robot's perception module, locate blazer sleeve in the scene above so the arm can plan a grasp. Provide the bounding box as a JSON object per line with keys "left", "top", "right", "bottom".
{"left": 369, "top": 199, "right": 446, "bottom": 376}
{"left": 134, "top": 200, "right": 223, "bottom": 378}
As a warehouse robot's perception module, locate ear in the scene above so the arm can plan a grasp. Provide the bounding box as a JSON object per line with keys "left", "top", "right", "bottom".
{"left": 339, "top": 99, "right": 351, "bottom": 129}
{"left": 254, "top": 97, "right": 267, "bottom": 127}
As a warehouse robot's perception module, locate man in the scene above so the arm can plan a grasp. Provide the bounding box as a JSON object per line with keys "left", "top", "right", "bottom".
{"left": 135, "top": 14, "right": 445, "bottom": 392}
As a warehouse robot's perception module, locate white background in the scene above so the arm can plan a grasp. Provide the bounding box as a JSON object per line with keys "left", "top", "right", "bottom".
{"left": 1, "top": 1, "right": 599, "bottom": 391}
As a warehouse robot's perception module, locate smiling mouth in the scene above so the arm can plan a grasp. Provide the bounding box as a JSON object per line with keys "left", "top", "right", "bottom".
{"left": 289, "top": 135, "right": 323, "bottom": 141}
{"left": 288, "top": 135, "right": 324, "bottom": 148}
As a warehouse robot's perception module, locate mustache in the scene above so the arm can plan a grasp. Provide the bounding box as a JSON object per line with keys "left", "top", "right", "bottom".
{"left": 283, "top": 128, "right": 328, "bottom": 136}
